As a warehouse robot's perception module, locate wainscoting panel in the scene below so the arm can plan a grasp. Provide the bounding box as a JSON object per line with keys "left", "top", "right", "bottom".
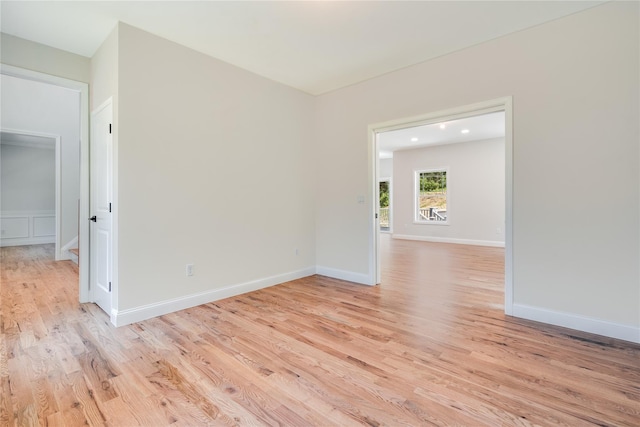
{"left": 0, "top": 211, "right": 55, "bottom": 246}
{"left": 0, "top": 217, "right": 29, "bottom": 239}
{"left": 33, "top": 215, "right": 55, "bottom": 237}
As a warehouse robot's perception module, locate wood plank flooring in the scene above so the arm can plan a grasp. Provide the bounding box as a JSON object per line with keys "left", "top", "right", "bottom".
{"left": 1, "top": 238, "right": 639, "bottom": 426}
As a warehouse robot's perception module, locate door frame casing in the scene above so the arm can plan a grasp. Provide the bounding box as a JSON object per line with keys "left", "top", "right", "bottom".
{"left": 1, "top": 64, "right": 91, "bottom": 302}
{"left": 368, "top": 96, "right": 514, "bottom": 315}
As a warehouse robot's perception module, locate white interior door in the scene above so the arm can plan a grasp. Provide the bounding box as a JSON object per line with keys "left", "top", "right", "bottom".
{"left": 90, "top": 99, "right": 112, "bottom": 315}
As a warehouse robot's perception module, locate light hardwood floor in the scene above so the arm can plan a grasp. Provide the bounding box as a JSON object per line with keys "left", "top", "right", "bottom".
{"left": 1, "top": 238, "right": 639, "bottom": 426}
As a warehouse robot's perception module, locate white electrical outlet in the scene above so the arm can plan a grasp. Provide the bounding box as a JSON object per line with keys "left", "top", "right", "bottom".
{"left": 186, "top": 264, "right": 194, "bottom": 276}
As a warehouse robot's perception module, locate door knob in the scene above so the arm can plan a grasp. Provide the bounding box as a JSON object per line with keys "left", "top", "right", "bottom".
{"left": 89, "top": 216, "right": 97, "bottom": 222}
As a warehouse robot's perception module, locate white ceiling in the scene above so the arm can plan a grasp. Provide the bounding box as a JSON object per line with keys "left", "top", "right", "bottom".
{"left": 1, "top": 1, "right": 604, "bottom": 95}
{"left": 377, "top": 111, "right": 505, "bottom": 159}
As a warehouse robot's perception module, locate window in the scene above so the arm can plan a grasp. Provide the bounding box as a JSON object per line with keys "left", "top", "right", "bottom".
{"left": 415, "top": 169, "right": 448, "bottom": 223}
{"left": 379, "top": 180, "right": 390, "bottom": 231}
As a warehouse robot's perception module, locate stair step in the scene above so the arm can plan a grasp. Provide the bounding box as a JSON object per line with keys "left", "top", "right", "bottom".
{"left": 68, "top": 248, "right": 79, "bottom": 265}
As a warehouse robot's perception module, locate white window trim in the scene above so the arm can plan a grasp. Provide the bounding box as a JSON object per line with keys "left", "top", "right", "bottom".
{"left": 414, "top": 167, "right": 449, "bottom": 225}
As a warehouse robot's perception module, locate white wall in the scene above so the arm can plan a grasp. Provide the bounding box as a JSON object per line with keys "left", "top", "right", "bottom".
{"left": 0, "top": 74, "right": 81, "bottom": 251}
{"left": 393, "top": 138, "right": 504, "bottom": 245}
{"left": 101, "top": 24, "right": 316, "bottom": 321}
{"left": 315, "top": 2, "right": 639, "bottom": 341}
{"left": 1, "top": 143, "right": 55, "bottom": 211}
{"left": 379, "top": 158, "right": 393, "bottom": 179}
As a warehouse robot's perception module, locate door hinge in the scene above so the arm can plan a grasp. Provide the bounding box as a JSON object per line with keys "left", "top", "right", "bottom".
{"left": 375, "top": 213, "right": 378, "bottom": 219}
{"left": 109, "top": 202, "right": 112, "bottom": 212}
{"left": 109, "top": 124, "right": 112, "bottom": 134}
{"left": 108, "top": 282, "right": 112, "bottom": 292}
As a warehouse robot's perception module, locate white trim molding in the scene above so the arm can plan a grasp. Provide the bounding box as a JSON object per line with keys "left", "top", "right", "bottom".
{"left": 315, "top": 266, "right": 373, "bottom": 286}
{"left": 0, "top": 210, "right": 55, "bottom": 247}
{"left": 111, "top": 267, "right": 316, "bottom": 326}
{"left": 0, "top": 236, "right": 55, "bottom": 247}
{"left": 512, "top": 304, "right": 640, "bottom": 344}
{"left": 392, "top": 233, "right": 505, "bottom": 248}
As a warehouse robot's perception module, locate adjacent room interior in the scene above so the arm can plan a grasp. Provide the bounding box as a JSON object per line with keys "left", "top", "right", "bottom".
{"left": 0, "top": 73, "right": 82, "bottom": 263}
{"left": 375, "top": 109, "right": 507, "bottom": 307}
{"left": 0, "top": 131, "right": 56, "bottom": 248}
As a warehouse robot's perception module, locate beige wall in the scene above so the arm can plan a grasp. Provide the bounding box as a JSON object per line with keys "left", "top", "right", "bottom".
{"left": 91, "top": 27, "right": 119, "bottom": 111}
{"left": 315, "top": 2, "right": 639, "bottom": 337}
{"left": 1, "top": 33, "right": 90, "bottom": 83}
{"left": 115, "top": 24, "right": 316, "bottom": 312}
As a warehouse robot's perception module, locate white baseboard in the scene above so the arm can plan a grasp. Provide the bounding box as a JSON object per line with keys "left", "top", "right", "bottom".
{"left": 56, "top": 252, "right": 71, "bottom": 261}
{"left": 315, "top": 266, "right": 373, "bottom": 286}
{"left": 111, "top": 266, "right": 316, "bottom": 326}
{"left": 512, "top": 303, "right": 640, "bottom": 344}
{"left": 0, "top": 236, "right": 55, "bottom": 247}
{"left": 393, "top": 234, "right": 505, "bottom": 248}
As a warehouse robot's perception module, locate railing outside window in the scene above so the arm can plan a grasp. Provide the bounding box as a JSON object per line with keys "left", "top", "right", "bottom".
{"left": 418, "top": 207, "right": 447, "bottom": 221}
{"left": 379, "top": 207, "right": 390, "bottom": 228}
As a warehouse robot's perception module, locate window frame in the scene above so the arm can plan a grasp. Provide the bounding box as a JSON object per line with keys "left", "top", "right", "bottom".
{"left": 414, "top": 167, "right": 450, "bottom": 225}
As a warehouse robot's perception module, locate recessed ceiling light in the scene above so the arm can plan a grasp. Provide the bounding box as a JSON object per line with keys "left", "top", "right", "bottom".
{"left": 411, "top": 137, "right": 418, "bottom": 142}
{"left": 439, "top": 124, "right": 446, "bottom": 129}
{"left": 461, "top": 129, "right": 470, "bottom": 134}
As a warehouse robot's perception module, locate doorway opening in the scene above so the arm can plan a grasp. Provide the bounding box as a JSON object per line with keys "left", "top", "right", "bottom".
{"left": 369, "top": 97, "right": 513, "bottom": 315}
{"left": 1, "top": 64, "right": 91, "bottom": 303}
